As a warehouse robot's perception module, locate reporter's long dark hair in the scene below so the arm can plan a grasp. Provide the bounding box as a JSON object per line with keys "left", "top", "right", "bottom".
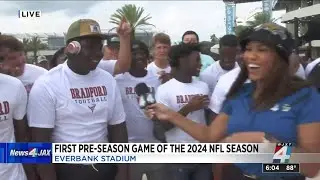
{"left": 226, "top": 56, "right": 312, "bottom": 110}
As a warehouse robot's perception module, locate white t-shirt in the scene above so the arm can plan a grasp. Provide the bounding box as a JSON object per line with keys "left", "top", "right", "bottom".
{"left": 16, "top": 64, "right": 48, "bottom": 94}
{"left": 115, "top": 72, "right": 161, "bottom": 143}
{"left": 208, "top": 65, "right": 308, "bottom": 114}
{"left": 305, "top": 58, "right": 320, "bottom": 77}
{"left": 0, "top": 74, "right": 28, "bottom": 180}
{"left": 27, "top": 63, "right": 126, "bottom": 143}
{"left": 156, "top": 78, "right": 209, "bottom": 143}
{"left": 295, "top": 64, "right": 306, "bottom": 79}
{"left": 199, "top": 61, "right": 239, "bottom": 96}
{"left": 208, "top": 67, "right": 241, "bottom": 114}
{"left": 65, "top": 59, "right": 116, "bottom": 75}
{"left": 147, "top": 62, "right": 171, "bottom": 77}
{"left": 97, "top": 59, "right": 117, "bottom": 75}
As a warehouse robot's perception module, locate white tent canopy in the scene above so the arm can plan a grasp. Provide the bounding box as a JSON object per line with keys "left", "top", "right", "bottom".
{"left": 281, "top": 4, "right": 320, "bottom": 22}
{"left": 210, "top": 44, "right": 219, "bottom": 54}
{"left": 303, "top": 40, "right": 320, "bottom": 47}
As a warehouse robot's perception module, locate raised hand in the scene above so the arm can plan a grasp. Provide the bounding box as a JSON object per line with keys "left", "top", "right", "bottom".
{"left": 116, "top": 17, "right": 131, "bottom": 38}
{"left": 185, "top": 95, "right": 210, "bottom": 112}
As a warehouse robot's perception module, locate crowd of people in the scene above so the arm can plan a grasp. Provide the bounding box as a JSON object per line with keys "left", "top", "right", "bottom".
{"left": 0, "top": 17, "right": 320, "bottom": 180}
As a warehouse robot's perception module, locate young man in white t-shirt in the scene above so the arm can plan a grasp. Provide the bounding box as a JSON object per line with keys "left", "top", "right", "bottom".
{"left": 181, "top": 30, "right": 215, "bottom": 72}
{"left": 0, "top": 53, "right": 32, "bottom": 180}
{"left": 147, "top": 33, "right": 172, "bottom": 83}
{"left": 0, "top": 35, "right": 48, "bottom": 94}
{"left": 115, "top": 40, "right": 166, "bottom": 180}
{"left": 98, "top": 34, "right": 131, "bottom": 75}
{"left": 0, "top": 35, "right": 41, "bottom": 180}
{"left": 199, "top": 35, "right": 239, "bottom": 95}
{"left": 27, "top": 19, "right": 130, "bottom": 180}
{"left": 306, "top": 57, "right": 320, "bottom": 77}
{"left": 103, "top": 37, "right": 120, "bottom": 60}
{"left": 154, "top": 43, "right": 212, "bottom": 180}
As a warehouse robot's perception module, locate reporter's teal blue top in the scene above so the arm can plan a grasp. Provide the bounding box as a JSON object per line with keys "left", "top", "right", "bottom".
{"left": 221, "top": 83, "right": 320, "bottom": 177}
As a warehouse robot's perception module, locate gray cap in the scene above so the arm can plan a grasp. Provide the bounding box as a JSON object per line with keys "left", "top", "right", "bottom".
{"left": 37, "top": 55, "right": 47, "bottom": 63}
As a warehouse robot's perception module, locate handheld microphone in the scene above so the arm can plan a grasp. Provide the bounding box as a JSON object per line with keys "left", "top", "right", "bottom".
{"left": 135, "top": 83, "right": 156, "bottom": 109}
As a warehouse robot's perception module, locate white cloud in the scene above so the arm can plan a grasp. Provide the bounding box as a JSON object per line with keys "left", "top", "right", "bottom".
{"left": 0, "top": 1, "right": 285, "bottom": 42}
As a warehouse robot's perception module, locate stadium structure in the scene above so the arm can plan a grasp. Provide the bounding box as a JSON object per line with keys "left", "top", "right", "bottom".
{"left": 7, "top": 28, "right": 155, "bottom": 62}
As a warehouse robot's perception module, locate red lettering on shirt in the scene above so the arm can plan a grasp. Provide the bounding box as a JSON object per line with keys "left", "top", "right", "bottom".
{"left": 0, "top": 101, "right": 10, "bottom": 115}
{"left": 176, "top": 94, "right": 203, "bottom": 104}
{"left": 69, "top": 86, "right": 108, "bottom": 99}
{"left": 125, "top": 86, "right": 155, "bottom": 95}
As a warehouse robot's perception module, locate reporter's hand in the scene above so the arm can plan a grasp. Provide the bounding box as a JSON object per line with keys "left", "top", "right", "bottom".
{"left": 145, "top": 103, "right": 175, "bottom": 121}
{"left": 223, "top": 132, "right": 267, "bottom": 143}
{"left": 185, "top": 95, "right": 210, "bottom": 112}
{"left": 158, "top": 71, "right": 172, "bottom": 84}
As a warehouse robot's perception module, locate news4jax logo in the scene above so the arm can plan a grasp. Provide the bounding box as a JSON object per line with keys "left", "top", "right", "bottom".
{"left": 18, "top": 10, "right": 41, "bottom": 18}
{"left": 28, "top": 148, "right": 38, "bottom": 157}
{"left": 273, "top": 143, "right": 292, "bottom": 163}
{"left": 10, "top": 148, "right": 51, "bottom": 157}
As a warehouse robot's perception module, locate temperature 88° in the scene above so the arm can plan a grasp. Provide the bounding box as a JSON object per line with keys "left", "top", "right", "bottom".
{"left": 285, "top": 164, "right": 300, "bottom": 173}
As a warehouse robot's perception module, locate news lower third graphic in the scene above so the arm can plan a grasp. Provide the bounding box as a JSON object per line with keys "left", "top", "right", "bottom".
{"left": 262, "top": 163, "right": 300, "bottom": 173}
{"left": 0, "top": 143, "right": 51, "bottom": 163}
{"left": 0, "top": 143, "right": 319, "bottom": 164}
{"left": 261, "top": 143, "right": 300, "bottom": 173}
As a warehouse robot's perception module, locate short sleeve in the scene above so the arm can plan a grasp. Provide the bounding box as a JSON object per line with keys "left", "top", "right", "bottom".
{"left": 155, "top": 86, "right": 170, "bottom": 107}
{"left": 296, "top": 88, "right": 320, "bottom": 124}
{"left": 208, "top": 82, "right": 227, "bottom": 113}
{"left": 108, "top": 84, "right": 126, "bottom": 125}
{"left": 220, "top": 99, "right": 232, "bottom": 115}
{"left": 13, "top": 82, "right": 28, "bottom": 120}
{"left": 27, "top": 79, "right": 56, "bottom": 128}
{"left": 200, "top": 54, "right": 214, "bottom": 71}
{"left": 98, "top": 60, "right": 116, "bottom": 75}
{"left": 201, "top": 76, "right": 218, "bottom": 96}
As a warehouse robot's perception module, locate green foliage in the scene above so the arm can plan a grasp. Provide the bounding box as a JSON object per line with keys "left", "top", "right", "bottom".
{"left": 210, "top": 34, "right": 219, "bottom": 45}
{"left": 109, "top": 4, "right": 155, "bottom": 39}
{"left": 22, "top": 36, "right": 48, "bottom": 63}
{"left": 235, "top": 12, "right": 274, "bottom": 37}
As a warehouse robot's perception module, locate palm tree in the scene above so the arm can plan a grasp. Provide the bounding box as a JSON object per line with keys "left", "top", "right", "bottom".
{"left": 235, "top": 25, "right": 250, "bottom": 37}
{"left": 210, "top": 34, "right": 219, "bottom": 45}
{"left": 235, "top": 12, "right": 274, "bottom": 37}
{"left": 22, "top": 38, "right": 30, "bottom": 54}
{"left": 109, "top": 4, "right": 155, "bottom": 39}
{"left": 246, "top": 12, "right": 274, "bottom": 28}
{"left": 28, "top": 36, "right": 48, "bottom": 63}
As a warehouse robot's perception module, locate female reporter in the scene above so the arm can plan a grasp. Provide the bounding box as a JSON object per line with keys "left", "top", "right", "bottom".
{"left": 146, "top": 23, "right": 320, "bottom": 180}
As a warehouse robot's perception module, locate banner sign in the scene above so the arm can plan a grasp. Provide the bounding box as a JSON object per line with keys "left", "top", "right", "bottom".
{"left": 225, "top": 2, "right": 236, "bottom": 35}
{"left": 262, "top": 0, "right": 273, "bottom": 18}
